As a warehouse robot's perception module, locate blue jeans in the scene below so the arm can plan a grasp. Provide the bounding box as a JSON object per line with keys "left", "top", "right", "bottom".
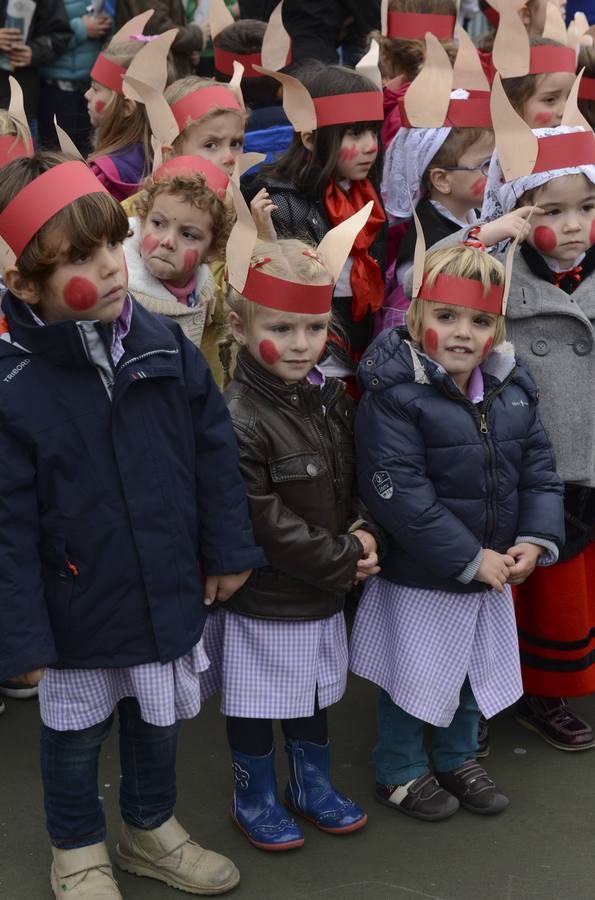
{"left": 374, "top": 678, "right": 480, "bottom": 785}
{"left": 40, "top": 697, "right": 180, "bottom": 849}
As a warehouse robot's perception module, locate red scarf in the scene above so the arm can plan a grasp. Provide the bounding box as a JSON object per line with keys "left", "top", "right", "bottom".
{"left": 323, "top": 178, "right": 386, "bottom": 322}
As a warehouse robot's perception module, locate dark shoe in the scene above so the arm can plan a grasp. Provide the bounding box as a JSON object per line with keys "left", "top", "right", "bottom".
{"left": 477, "top": 715, "right": 490, "bottom": 759}
{"left": 230, "top": 747, "right": 304, "bottom": 851}
{"left": 0, "top": 696, "right": 4, "bottom": 716}
{"left": 0, "top": 680, "right": 38, "bottom": 699}
{"left": 515, "top": 695, "right": 595, "bottom": 751}
{"left": 375, "top": 773, "right": 459, "bottom": 821}
{"left": 284, "top": 739, "right": 368, "bottom": 834}
{"left": 437, "top": 760, "right": 508, "bottom": 815}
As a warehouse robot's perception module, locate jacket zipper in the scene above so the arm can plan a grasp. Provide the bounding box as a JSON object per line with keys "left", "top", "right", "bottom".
{"left": 304, "top": 384, "right": 343, "bottom": 500}
{"left": 117, "top": 349, "right": 179, "bottom": 372}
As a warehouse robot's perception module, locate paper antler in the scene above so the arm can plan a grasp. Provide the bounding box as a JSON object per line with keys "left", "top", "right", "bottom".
{"left": 210, "top": 0, "right": 235, "bottom": 41}
{"left": 453, "top": 24, "right": 491, "bottom": 91}
{"left": 490, "top": 74, "right": 538, "bottom": 180}
{"left": 492, "top": 0, "right": 531, "bottom": 77}
{"left": 253, "top": 66, "right": 317, "bottom": 132}
{"left": 355, "top": 38, "right": 382, "bottom": 90}
{"left": 317, "top": 201, "right": 373, "bottom": 282}
{"left": 226, "top": 180, "right": 260, "bottom": 294}
{"left": 404, "top": 34, "right": 453, "bottom": 127}
{"left": 124, "top": 28, "right": 177, "bottom": 102}
{"left": 501, "top": 206, "right": 537, "bottom": 313}
{"left": 54, "top": 116, "right": 84, "bottom": 159}
{"left": 562, "top": 68, "right": 593, "bottom": 130}
{"left": 542, "top": 1, "right": 568, "bottom": 44}
{"left": 261, "top": 2, "right": 291, "bottom": 72}
{"left": 123, "top": 75, "right": 179, "bottom": 146}
{"left": 411, "top": 203, "right": 426, "bottom": 300}
{"left": 107, "top": 8, "right": 155, "bottom": 48}
{"left": 7, "top": 75, "right": 29, "bottom": 136}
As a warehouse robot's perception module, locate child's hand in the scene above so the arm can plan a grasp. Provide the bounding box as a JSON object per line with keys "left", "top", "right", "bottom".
{"left": 475, "top": 548, "right": 515, "bottom": 593}
{"left": 477, "top": 206, "right": 541, "bottom": 247}
{"left": 0, "top": 27, "right": 21, "bottom": 52}
{"left": 9, "top": 668, "right": 45, "bottom": 686}
{"left": 505, "top": 542, "right": 543, "bottom": 585}
{"left": 352, "top": 529, "right": 381, "bottom": 583}
{"left": 250, "top": 188, "right": 278, "bottom": 241}
{"left": 82, "top": 14, "right": 113, "bottom": 39}
{"left": 204, "top": 570, "right": 252, "bottom": 605}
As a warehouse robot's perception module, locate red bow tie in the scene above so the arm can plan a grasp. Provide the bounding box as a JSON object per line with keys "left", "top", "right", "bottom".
{"left": 553, "top": 265, "right": 583, "bottom": 288}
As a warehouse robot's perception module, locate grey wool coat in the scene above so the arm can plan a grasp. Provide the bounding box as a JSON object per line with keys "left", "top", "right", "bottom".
{"left": 404, "top": 228, "right": 595, "bottom": 487}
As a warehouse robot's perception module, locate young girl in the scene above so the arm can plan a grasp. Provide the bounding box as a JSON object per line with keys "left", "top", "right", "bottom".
{"left": 201, "top": 195, "right": 381, "bottom": 850}
{"left": 86, "top": 18, "right": 178, "bottom": 200}
{"left": 243, "top": 62, "right": 386, "bottom": 392}
{"left": 0, "top": 150, "right": 264, "bottom": 898}
{"left": 578, "top": 43, "right": 595, "bottom": 130}
{"left": 350, "top": 240, "right": 564, "bottom": 820}
{"left": 430, "top": 82, "right": 595, "bottom": 751}
{"left": 126, "top": 158, "right": 234, "bottom": 349}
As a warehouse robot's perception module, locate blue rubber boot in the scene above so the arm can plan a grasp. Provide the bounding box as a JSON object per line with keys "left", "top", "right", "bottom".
{"left": 284, "top": 739, "right": 368, "bottom": 834}
{"left": 230, "top": 747, "right": 304, "bottom": 851}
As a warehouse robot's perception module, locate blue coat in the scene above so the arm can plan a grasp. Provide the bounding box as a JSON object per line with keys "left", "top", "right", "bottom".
{"left": 355, "top": 330, "right": 564, "bottom": 593}
{"left": 0, "top": 294, "right": 265, "bottom": 681}
{"left": 39, "top": 0, "right": 104, "bottom": 84}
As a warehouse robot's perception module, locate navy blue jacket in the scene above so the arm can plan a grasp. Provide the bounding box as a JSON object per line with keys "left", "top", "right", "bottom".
{"left": 0, "top": 294, "right": 265, "bottom": 681}
{"left": 355, "top": 330, "right": 564, "bottom": 593}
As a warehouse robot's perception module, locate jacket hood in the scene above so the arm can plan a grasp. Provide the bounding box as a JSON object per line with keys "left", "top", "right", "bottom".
{"left": 358, "top": 327, "right": 538, "bottom": 399}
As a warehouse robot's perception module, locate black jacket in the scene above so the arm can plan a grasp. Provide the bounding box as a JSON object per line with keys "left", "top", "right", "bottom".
{"left": 397, "top": 198, "right": 464, "bottom": 268}
{"left": 0, "top": 0, "right": 72, "bottom": 116}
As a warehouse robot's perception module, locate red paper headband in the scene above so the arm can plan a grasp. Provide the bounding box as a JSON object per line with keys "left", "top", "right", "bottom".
{"left": 90, "top": 53, "right": 127, "bottom": 94}
{"left": 419, "top": 272, "right": 504, "bottom": 314}
{"left": 214, "top": 46, "right": 291, "bottom": 78}
{"left": 0, "top": 161, "right": 109, "bottom": 260}
{"left": 399, "top": 93, "right": 492, "bottom": 128}
{"left": 578, "top": 76, "right": 595, "bottom": 100}
{"left": 387, "top": 11, "right": 455, "bottom": 40}
{"left": 312, "top": 91, "right": 384, "bottom": 128}
{"left": 0, "top": 134, "right": 34, "bottom": 168}
{"left": 483, "top": 5, "right": 499, "bottom": 28}
{"left": 153, "top": 154, "right": 229, "bottom": 193}
{"left": 170, "top": 86, "right": 243, "bottom": 132}
{"left": 529, "top": 45, "right": 576, "bottom": 74}
{"left": 532, "top": 129, "right": 595, "bottom": 174}
{"left": 241, "top": 265, "right": 332, "bottom": 314}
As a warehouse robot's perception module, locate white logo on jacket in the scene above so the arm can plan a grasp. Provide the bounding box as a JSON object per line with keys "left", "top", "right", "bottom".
{"left": 373, "top": 470, "right": 393, "bottom": 500}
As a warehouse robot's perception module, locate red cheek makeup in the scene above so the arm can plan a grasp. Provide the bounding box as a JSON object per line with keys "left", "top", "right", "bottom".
{"left": 63, "top": 277, "right": 98, "bottom": 311}
{"left": 183, "top": 249, "right": 199, "bottom": 271}
{"left": 589, "top": 220, "right": 595, "bottom": 245}
{"left": 482, "top": 337, "right": 494, "bottom": 357}
{"left": 533, "top": 110, "right": 553, "bottom": 126}
{"left": 338, "top": 144, "right": 359, "bottom": 162}
{"left": 140, "top": 234, "right": 160, "bottom": 255}
{"left": 258, "top": 340, "right": 280, "bottom": 365}
{"left": 423, "top": 328, "right": 439, "bottom": 355}
{"left": 470, "top": 176, "right": 487, "bottom": 198}
{"left": 533, "top": 225, "right": 557, "bottom": 254}
{"left": 94, "top": 100, "right": 106, "bottom": 114}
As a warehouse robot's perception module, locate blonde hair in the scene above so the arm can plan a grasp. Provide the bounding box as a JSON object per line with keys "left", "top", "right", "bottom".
{"left": 164, "top": 76, "right": 247, "bottom": 151}
{"left": 88, "top": 41, "right": 178, "bottom": 167}
{"left": 226, "top": 239, "right": 333, "bottom": 322}
{"left": 406, "top": 244, "right": 507, "bottom": 345}
{"left": 0, "top": 107, "right": 29, "bottom": 148}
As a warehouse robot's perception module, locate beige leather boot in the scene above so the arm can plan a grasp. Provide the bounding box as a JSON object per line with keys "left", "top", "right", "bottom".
{"left": 114, "top": 815, "right": 240, "bottom": 895}
{"left": 51, "top": 842, "right": 122, "bottom": 898}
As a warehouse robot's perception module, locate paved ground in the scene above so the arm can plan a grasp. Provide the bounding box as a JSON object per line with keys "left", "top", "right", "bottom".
{"left": 1, "top": 675, "right": 594, "bottom": 900}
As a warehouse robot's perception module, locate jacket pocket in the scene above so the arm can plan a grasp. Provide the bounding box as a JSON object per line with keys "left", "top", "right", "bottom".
{"left": 41, "top": 536, "right": 77, "bottom": 638}
{"left": 269, "top": 451, "right": 328, "bottom": 483}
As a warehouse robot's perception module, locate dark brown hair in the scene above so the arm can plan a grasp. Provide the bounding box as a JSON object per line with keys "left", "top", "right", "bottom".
{"left": 501, "top": 37, "right": 570, "bottom": 113}
{"left": 213, "top": 19, "right": 281, "bottom": 108}
{"left": 373, "top": 0, "right": 457, "bottom": 81}
{"left": 578, "top": 44, "right": 595, "bottom": 130}
{"left": 423, "top": 126, "right": 489, "bottom": 190}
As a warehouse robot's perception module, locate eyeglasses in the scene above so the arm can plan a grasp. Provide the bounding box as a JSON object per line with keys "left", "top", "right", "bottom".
{"left": 440, "top": 159, "right": 492, "bottom": 177}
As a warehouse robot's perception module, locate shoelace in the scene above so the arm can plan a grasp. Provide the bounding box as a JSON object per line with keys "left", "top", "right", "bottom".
{"left": 456, "top": 763, "right": 494, "bottom": 790}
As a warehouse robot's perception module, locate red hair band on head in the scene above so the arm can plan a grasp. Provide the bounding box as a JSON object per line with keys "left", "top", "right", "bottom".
{"left": 578, "top": 76, "right": 595, "bottom": 100}
{"left": 153, "top": 154, "right": 230, "bottom": 193}
{"left": 312, "top": 92, "right": 384, "bottom": 128}
{"left": 419, "top": 272, "right": 504, "bottom": 314}
{"left": 387, "top": 11, "right": 455, "bottom": 40}
{"left": 90, "top": 54, "right": 127, "bottom": 94}
{"left": 214, "top": 46, "right": 291, "bottom": 78}
{"left": 0, "top": 161, "right": 109, "bottom": 260}
{"left": 529, "top": 45, "right": 576, "bottom": 75}
{"left": 0, "top": 134, "right": 34, "bottom": 168}
{"left": 170, "top": 86, "right": 243, "bottom": 132}
{"left": 240, "top": 265, "right": 332, "bottom": 314}
{"left": 532, "top": 130, "right": 595, "bottom": 175}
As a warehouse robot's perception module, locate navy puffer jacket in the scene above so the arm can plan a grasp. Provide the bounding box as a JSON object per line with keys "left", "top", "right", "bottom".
{"left": 355, "top": 329, "right": 564, "bottom": 593}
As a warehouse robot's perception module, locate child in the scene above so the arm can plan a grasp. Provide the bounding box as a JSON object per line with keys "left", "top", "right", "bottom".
{"left": 578, "top": 43, "right": 595, "bottom": 130}
{"left": 243, "top": 61, "right": 386, "bottom": 388}
{"left": 86, "top": 17, "right": 178, "bottom": 200}
{"left": 0, "top": 77, "right": 33, "bottom": 170}
{"left": 0, "top": 150, "right": 264, "bottom": 898}
{"left": 430, "top": 80, "right": 595, "bottom": 750}
{"left": 500, "top": 38, "right": 576, "bottom": 128}
{"left": 126, "top": 158, "right": 234, "bottom": 349}
{"left": 350, "top": 239, "right": 564, "bottom": 819}
{"left": 201, "top": 192, "right": 381, "bottom": 850}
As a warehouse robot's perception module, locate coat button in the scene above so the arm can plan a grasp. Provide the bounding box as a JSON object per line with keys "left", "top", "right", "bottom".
{"left": 306, "top": 463, "right": 318, "bottom": 477}
{"left": 531, "top": 339, "right": 549, "bottom": 356}
{"left": 290, "top": 394, "right": 298, "bottom": 402}
{"left": 371, "top": 377, "right": 380, "bottom": 385}
{"left": 573, "top": 338, "right": 593, "bottom": 356}
{"left": 365, "top": 358, "right": 374, "bottom": 366}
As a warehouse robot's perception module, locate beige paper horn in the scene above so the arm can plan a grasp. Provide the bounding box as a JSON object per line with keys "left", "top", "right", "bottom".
{"left": 123, "top": 76, "right": 179, "bottom": 147}
{"left": 317, "top": 201, "right": 373, "bottom": 282}
{"left": 0, "top": 235, "right": 16, "bottom": 273}
{"left": 453, "top": 25, "right": 491, "bottom": 91}
{"left": 490, "top": 73, "right": 538, "bottom": 180}
{"left": 210, "top": 0, "right": 235, "bottom": 41}
{"left": 226, "top": 179, "right": 261, "bottom": 293}
{"left": 261, "top": 1, "right": 291, "bottom": 72}
{"left": 7, "top": 76, "right": 30, "bottom": 139}
{"left": 411, "top": 203, "right": 426, "bottom": 300}
{"left": 573, "top": 11, "right": 590, "bottom": 35}
{"left": 404, "top": 33, "right": 453, "bottom": 128}
{"left": 228, "top": 60, "right": 246, "bottom": 109}
{"left": 380, "top": 0, "right": 388, "bottom": 36}
{"left": 501, "top": 205, "right": 537, "bottom": 313}
{"left": 54, "top": 116, "right": 84, "bottom": 159}
{"left": 253, "top": 66, "right": 317, "bottom": 132}
{"left": 355, "top": 38, "right": 382, "bottom": 90}
{"left": 492, "top": 0, "right": 531, "bottom": 77}
{"left": 123, "top": 29, "right": 177, "bottom": 103}
{"left": 561, "top": 69, "right": 593, "bottom": 130}
{"left": 542, "top": 1, "right": 568, "bottom": 43}
{"left": 107, "top": 9, "right": 155, "bottom": 48}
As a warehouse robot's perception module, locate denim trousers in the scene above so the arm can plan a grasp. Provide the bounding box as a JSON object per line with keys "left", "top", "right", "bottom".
{"left": 374, "top": 678, "right": 480, "bottom": 785}
{"left": 40, "top": 697, "right": 180, "bottom": 849}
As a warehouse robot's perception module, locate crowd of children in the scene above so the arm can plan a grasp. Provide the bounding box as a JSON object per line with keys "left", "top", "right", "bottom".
{"left": 0, "top": 0, "right": 594, "bottom": 897}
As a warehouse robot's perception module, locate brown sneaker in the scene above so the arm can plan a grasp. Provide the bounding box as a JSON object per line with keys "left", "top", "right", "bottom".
{"left": 375, "top": 773, "right": 459, "bottom": 821}
{"left": 51, "top": 842, "right": 122, "bottom": 899}
{"left": 515, "top": 695, "right": 595, "bottom": 751}
{"left": 437, "top": 761, "right": 508, "bottom": 815}
{"left": 115, "top": 815, "right": 240, "bottom": 895}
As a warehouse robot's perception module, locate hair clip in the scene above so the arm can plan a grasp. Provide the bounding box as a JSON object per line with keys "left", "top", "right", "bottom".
{"left": 462, "top": 226, "right": 486, "bottom": 251}
{"left": 129, "top": 33, "right": 159, "bottom": 42}
{"left": 302, "top": 249, "right": 322, "bottom": 263}
{"left": 251, "top": 256, "right": 272, "bottom": 269}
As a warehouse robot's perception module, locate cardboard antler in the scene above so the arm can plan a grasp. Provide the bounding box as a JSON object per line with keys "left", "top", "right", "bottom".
{"left": 210, "top": 0, "right": 235, "bottom": 41}
{"left": 453, "top": 24, "right": 491, "bottom": 91}
{"left": 107, "top": 8, "right": 154, "bottom": 47}
{"left": 261, "top": 1, "right": 291, "bottom": 72}
{"left": 542, "top": 1, "right": 568, "bottom": 44}
{"left": 561, "top": 69, "right": 593, "bottom": 130}
{"left": 253, "top": 66, "right": 317, "bottom": 132}
{"left": 355, "top": 38, "right": 382, "bottom": 90}
{"left": 124, "top": 28, "right": 177, "bottom": 102}
{"left": 317, "top": 201, "right": 373, "bottom": 282}
{"left": 404, "top": 34, "right": 453, "bottom": 127}
{"left": 226, "top": 179, "right": 259, "bottom": 294}
{"left": 123, "top": 75, "right": 179, "bottom": 146}
{"left": 492, "top": 0, "right": 530, "bottom": 77}
{"left": 7, "top": 75, "right": 29, "bottom": 136}
{"left": 411, "top": 204, "right": 426, "bottom": 301}
{"left": 490, "top": 73, "right": 538, "bottom": 180}
{"left": 54, "top": 116, "right": 84, "bottom": 159}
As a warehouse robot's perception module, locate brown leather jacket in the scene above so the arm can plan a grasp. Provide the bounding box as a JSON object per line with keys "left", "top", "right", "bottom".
{"left": 223, "top": 349, "right": 375, "bottom": 620}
